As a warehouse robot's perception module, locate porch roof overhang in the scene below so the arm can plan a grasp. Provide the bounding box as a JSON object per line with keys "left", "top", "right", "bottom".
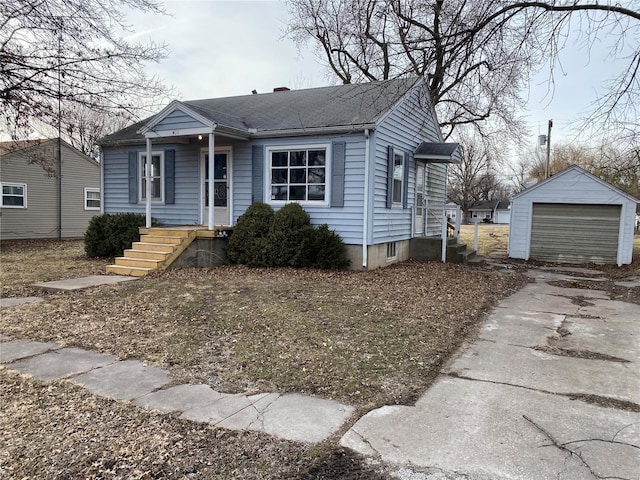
{"left": 135, "top": 100, "right": 251, "bottom": 141}
{"left": 414, "top": 142, "right": 460, "bottom": 163}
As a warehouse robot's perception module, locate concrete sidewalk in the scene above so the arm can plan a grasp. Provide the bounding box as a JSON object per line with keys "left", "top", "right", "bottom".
{"left": 341, "top": 268, "right": 640, "bottom": 480}
{"left": 0, "top": 338, "right": 354, "bottom": 444}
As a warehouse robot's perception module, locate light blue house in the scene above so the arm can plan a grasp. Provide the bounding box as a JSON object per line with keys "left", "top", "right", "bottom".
{"left": 98, "top": 78, "right": 459, "bottom": 271}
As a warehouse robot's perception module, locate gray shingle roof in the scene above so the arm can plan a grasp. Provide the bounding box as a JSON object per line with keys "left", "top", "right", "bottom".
{"left": 99, "top": 78, "right": 419, "bottom": 144}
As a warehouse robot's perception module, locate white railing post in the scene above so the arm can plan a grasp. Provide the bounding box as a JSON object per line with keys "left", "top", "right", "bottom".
{"left": 474, "top": 219, "right": 479, "bottom": 252}
{"left": 441, "top": 208, "right": 447, "bottom": 262}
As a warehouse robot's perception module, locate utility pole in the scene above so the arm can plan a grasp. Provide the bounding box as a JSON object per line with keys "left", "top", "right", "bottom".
{"left": 545, "top": 119, "right": 553, "bottom": 179}
{"left": 57, "top": 17, "right": 63, "bottom": 239}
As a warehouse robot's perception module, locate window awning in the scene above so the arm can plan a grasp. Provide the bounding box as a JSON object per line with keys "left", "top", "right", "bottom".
{"left": 414, "top": 142, "right": 460, "bottom": 163}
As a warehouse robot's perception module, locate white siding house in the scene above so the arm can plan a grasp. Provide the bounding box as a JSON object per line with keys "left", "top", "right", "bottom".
{"left": 508, "top": 165, "right": 638, "bottom": 266}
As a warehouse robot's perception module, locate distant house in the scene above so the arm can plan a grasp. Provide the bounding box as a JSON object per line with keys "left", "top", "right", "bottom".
{"left": 99, "top": 78, "right": 461, "bottom": 273}
{"left": 509, "top": 165, "right": 638, "bottom": 265}
{"left": 468, "top": 201, "right": 495, "bottom": 223}
{"left": 445, "top": 202, "right": 460, "bottom": 222}
{"left": 493, "top": 200, "right": 511, "bottom": 224}
{"left": 0, "top": 138, "right": 101, "bottom": 240}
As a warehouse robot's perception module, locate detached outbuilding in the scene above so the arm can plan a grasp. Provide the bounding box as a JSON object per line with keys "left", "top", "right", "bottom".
{"left": 509, "top": 165, "right": 638, "bottom": 266}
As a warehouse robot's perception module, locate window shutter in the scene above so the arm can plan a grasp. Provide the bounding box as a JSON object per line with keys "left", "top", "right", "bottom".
{"left": 331, "top": 141, "right": 346, "bottom": 207}
{"left": 403, "top": 153, "right": 410, "bottom": 208}
{"left": 386, "top": 145, "right": 393, "bottom": 209}
{"left": 128, "top": 151, "right": 138, "bottom": 204}
{"left": 252, "top": 145, "right": 264, "bottom": 203}
{"left": 165, "top": 149, "right": 175, "bottom": 204}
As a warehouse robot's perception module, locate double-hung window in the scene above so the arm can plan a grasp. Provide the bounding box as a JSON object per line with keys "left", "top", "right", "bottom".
{"left": 84, "top": 187, "right": 100, "bottom": 210}
{"left": 139, "top": 152, "right": 164, "bottom": 202}
{"left": 1, "top": 182, "right": 27, "bottom": 208}
{"left": 268, "top": 146, "right": 328, "bottom": 204}
{"left": 392, "top": 151, "right": 404, "bottom": 206}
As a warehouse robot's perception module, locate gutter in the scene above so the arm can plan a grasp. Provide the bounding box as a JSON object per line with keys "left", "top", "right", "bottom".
{"left": 362, "top": 129, "right": 371, "bottom": 269}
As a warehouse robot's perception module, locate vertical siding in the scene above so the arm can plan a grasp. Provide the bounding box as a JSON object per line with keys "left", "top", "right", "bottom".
{"left": 0, "top": 141, "right": 99, "bottom": 240}
{"left": 372, "top": 83, "right": 443, "bottom": 244}
{"left": 103, "top": 142, "right": 201, "bottom": 224}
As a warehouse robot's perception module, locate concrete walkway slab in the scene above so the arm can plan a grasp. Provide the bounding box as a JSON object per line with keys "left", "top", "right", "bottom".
{"left": 442, "top": 340, "right": 639, "bottom": 403}
{"left": 8, "top": 347, "right": 117, "bottom": 381}
{"left": 0, "top": 340, "right": 60, "bottom": 363}
{"left": 342, "top": 376, "right": 640, "bottom": 480}
{"left": 262, "top": 393, "right": 355, "bottom": 443}
{"left": 615, "top": 276, "right": 640, "bottom": 288}
{"left": 0, "top": 296, "right": 43, "bottom": 308}
{"left": 33, "top": 275, "right": 137, "bottom": 292}
{"left": 72, "top": 359, "right": 170, "bottom": 400}
{"left": 135, "top": 384, "right": 225, "bottom": 413}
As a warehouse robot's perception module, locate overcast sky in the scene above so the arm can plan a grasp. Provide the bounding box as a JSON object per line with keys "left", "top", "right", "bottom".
{"left": 126, "top": 0, "right": 632, "bottom": 149}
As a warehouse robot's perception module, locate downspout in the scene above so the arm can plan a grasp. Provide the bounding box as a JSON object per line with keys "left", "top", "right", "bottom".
{"left": 145, "top": 138, "right": 152, "bottom": 228}
{"left": 99, "top": 146, "right": 104, "bottom": 214}
{"left": 362, "top": 129, "right": 371, "bottom": 269}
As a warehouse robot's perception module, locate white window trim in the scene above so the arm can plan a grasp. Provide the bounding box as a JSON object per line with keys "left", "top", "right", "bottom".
{"left": 1, "top": 182, "right": 27, "bottom": 209}
{"left": 139, "top": 151, "right": 165, "bottom": 203}
{"left": 265, "top": 143, "right": 331, "bottom": 207}
{"left": 391, "top": 150, "right": 405, "bottom": 207}
{"left": 84, "top": 187, "right": 101, "bottom": 211}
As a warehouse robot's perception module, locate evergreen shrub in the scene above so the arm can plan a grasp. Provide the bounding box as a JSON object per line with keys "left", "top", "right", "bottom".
{"left": 226, "top": 202, "right": 275, "bottom": 266}
{"left": 84, "top": 213, "right": 150, "bottom": 258}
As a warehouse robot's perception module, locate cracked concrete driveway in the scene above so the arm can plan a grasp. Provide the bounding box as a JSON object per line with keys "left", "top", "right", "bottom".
{"left": 341, "top": 268, "right": 640, "bottom": 480}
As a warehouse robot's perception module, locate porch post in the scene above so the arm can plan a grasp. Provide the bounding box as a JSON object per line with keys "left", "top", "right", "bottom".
{"left": 208, "top": 133, "right": 215, "bottom": 230}
{"left": 145, "top": 138, "right": 152, "bottom": 228}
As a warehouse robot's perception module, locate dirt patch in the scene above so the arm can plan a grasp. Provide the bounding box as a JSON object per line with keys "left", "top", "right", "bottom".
{"left": 301, "top": 447, "right": 388, "bottom": 480}
{"left": 548, "top": 279, "right": 640, "bottom": 306}
{"left": 566, "top": 393, "right": 640, "bottom": 412}
{"left": 534, "top": 345, "right": 630, "bottom": 363}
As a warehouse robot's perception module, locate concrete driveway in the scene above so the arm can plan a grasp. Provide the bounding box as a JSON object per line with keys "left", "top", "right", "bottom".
{"left": 341, "top": 268, "right": 640, "bottom": 480}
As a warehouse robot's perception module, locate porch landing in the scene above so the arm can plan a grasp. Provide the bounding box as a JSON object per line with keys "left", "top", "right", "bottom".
{"left": 106, "top": 226, "right": 231, "bottom": 277}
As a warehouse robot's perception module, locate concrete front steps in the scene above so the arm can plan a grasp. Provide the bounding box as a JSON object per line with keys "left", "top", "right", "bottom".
{"left": 106, "top": 228, "right": 196, "bottom": 277}
{"left": 447, "top": 240, "right": 484, "bottom": 265}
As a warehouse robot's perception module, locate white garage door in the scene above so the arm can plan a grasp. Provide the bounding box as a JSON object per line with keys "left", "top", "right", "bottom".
{"left": 530, "top": 203, "right": 620, "bottom": 264}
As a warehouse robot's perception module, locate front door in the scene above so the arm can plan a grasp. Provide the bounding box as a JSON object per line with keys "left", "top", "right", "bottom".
{"left": 414, "top": 162, "right": 426, "bottom": 236}
{"left": 201, "top": 149, "right": 231, "bottom": 226}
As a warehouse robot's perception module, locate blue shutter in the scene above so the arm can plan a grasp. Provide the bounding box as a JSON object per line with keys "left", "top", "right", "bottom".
{"left": 403, "top": 153, "right": 410, "bottom": 208}
{"left": 165, "top": 149, "right": 175, "bottom": 204}
{"left": 128, "top": 151, "right": 138, "bottom": 204}
{"left": 386, "top": 145, "right": 393, "bottom": 209}
{"left": 331, "top": 141, "right": 345, "bottom": 207}
{"left": 252, "top": 145, "right": 264, "bottom": 203}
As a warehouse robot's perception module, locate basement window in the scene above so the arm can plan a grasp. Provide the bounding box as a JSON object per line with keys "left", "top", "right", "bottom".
{"left": 386, "top": 241, "right": 397, "bottom": 260}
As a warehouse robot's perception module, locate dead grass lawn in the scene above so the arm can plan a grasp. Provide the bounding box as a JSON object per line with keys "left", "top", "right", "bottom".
{"left": 458, "top": 224, "right": 509, "bottom": 256}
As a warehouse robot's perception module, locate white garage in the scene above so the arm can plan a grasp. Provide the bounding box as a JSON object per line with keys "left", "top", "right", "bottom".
{"left": 508, "top": 166, "right": 638, "bottom": 266}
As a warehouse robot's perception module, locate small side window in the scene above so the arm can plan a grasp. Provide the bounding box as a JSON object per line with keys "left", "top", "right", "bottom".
{"left": 84, "top": 187, "right": 100, "bottom": 210}
{"left": 1, "top": 183, "right": 27, "bottom": 208}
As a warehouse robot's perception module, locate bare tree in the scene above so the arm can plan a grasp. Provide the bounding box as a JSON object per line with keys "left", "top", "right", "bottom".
{"left": 287, "top": 0, "right": 639, "bottom": 140}
{"left": 447, "top": 129, "right": 506, "bottom": 220}
{"left": 1, "top": 0, "right": 170, "bottom": 146}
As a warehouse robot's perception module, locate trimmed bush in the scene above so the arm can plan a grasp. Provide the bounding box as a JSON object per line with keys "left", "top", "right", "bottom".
{"left": 299, "top": 224, "right": 351, "bottom": 269}
{"left": 226, "top": 202, "right": 275, "bottom": 266}
{"left": 268, "top": 202, "right": 312, "bottom": 267}
{"left": 84, "top": 213, "right": 150, "bottom": 258}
